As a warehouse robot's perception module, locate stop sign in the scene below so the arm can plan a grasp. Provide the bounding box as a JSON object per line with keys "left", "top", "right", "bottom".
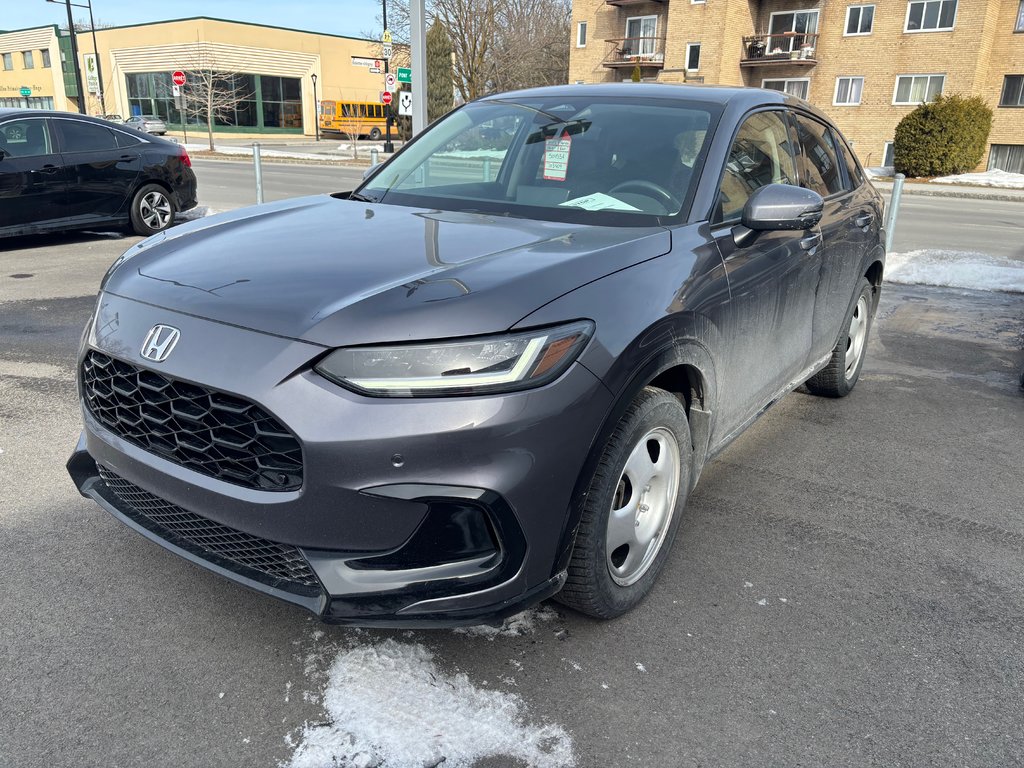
{"left": 382, "top": 91, "right": 393, "bottom": 105}
{"left": 172, "top": 71, "right": 186, "bottom": 86}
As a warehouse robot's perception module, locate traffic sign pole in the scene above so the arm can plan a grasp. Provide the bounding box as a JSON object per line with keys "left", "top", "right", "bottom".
{"left": 380, "top": 2, "right": 394, "bottom": 153}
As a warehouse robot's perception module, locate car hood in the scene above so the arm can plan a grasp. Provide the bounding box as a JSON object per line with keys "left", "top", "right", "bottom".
{"left": 104, "top": 195, "right": 672, "bottom": 346}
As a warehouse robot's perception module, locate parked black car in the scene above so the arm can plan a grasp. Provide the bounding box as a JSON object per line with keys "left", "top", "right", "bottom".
{"left": 0, "top": 109, "right": 197, "bottom": 238}
{"left": 68, "top": 85, "right": 884, "bottom": 625}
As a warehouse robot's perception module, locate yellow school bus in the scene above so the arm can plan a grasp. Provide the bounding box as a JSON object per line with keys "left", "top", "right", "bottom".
{"left": 319, "top": 100, "right": 387, "bottom": 139}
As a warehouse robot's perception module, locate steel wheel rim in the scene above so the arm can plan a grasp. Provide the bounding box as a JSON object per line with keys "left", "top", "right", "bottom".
{"left": 844, "top": 294, "right": 869, "bottom": 380}
{"left": 140, "top": 191, "right": 171, "bottom": 230}
{"left": 606, "top": 426, "right": 681, "bottom": 587}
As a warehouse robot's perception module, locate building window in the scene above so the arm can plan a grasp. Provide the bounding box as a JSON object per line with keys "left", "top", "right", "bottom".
{"left": 40, "top": 49, "right": 51, "bottom": 68}
{"left": 686, "top": 43, "right": 701, "bottom": 71}
{"left": 769, "top": 9, "right": 819, "bottom": 52}
{"left": 988, "top": 144, "right": 1024, "bottom": 173}
{"left": 905, "top": 0, "right": 957, "bottom": 32}
{"left": 1001, "top": 75, "right": 1024, "bottom": 107}
{"left": 1, "top": 53, "right": 12, "bottom": 71}
{"left": 762, "top": 78, "right": 810, "bottom": 100}
{"left": 577, "top": 21, "right": 587, "bottom": 48}
{"left": 883, "top": 141, "right": 894, "bottom": 167}
{"left": 845, "top": 5, "right": 875, "bottom": 35}
{"left": 894, "top": 74, "right": 944, "bottom": 104}
{"left": 22, "top": 50, "right": 34, "bottom": 69}
{"left": 624, "top": 15, "right": 658, "bottom": 57}
{"left": 834, "top": 76, "right": 865, "bottom": 105}
{"left": 692, "top": 0, "right": 706, "bottom": 4}
{"left": 1017, "top": 0, "right": 1024, "bottom": 31}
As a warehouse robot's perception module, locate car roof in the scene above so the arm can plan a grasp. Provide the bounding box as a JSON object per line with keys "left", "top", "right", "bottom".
{"left": 0, "top": 109, "right": 178, "bottom": 145}
{"left": 476, "top": 83, "right": 835, "bottom": 124}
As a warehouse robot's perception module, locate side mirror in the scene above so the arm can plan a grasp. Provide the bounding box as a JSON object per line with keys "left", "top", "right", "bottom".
{"left": 362, "top": 162, "right": 381, "bottom": 181}
{"left": 733, "top": 183, "right": 824, "bottom": 247}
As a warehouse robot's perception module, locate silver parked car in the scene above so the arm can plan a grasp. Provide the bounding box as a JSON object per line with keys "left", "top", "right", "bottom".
{"left": 124, "top": 114, "right": 168, "bottom": 135}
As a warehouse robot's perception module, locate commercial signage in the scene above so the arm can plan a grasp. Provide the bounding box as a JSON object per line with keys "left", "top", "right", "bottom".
{"left": 351, "top": 56, "right": 383, "bottom": 74}
{"left": 84, "top": 53, "right": 99, "bottom": 94}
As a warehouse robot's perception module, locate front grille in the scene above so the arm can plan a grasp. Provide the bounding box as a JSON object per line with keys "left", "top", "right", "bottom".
{"left": 97, "top": 465, "right": 321, "bottom": 592}
{"left": 82, "top": 351, "right": 302, "bottom": 491}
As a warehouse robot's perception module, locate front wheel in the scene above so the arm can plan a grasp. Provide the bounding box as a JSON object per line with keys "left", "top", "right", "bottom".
{"left": 556, "top": 387, "right": 691, "bottom": 619}
{"left": 806, "top": 277, "right": 874, "bottom": 397}
{"left": 129, "top": 183, "right": 175, "bottom": 236}
{"left": 368, "top": 127, "right": 382, "bottom": 141}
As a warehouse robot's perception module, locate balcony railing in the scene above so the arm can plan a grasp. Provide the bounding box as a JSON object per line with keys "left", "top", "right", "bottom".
{"left": 602, "top": 37, "right": 667, "bottom": 68}
{"left": 741, "top": 33, "right": 819, "bottom": 66}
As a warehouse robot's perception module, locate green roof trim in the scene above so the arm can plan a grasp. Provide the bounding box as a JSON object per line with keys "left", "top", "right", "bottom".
{"left": 79, "top": 16, "right": 377, "bottom": 44}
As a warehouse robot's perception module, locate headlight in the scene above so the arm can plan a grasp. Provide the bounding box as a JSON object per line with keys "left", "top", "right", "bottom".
{"left": 315, "top": 321, "right": 594, "bottom": 397}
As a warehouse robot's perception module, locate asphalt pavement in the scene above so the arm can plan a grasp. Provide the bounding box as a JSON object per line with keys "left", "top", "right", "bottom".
{"left": 1, "top": 217, "right": 1023, "bottom": 767}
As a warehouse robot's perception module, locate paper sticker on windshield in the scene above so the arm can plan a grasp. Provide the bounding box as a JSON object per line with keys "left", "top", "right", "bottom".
{"left": 560, "top": 193, "right": 641, "bottom": 212}
{"left": 543, "top": 132, "right": 572, "bottom": 181}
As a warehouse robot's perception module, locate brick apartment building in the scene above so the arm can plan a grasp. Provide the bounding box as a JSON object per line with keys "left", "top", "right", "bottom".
{"left": 569, "top": 0, "right": 1024, "bottom": 171}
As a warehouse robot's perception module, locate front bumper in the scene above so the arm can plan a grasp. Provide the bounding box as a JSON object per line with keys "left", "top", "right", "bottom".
{"left": 69, "top": 293, "right": 612, "bottom": 625}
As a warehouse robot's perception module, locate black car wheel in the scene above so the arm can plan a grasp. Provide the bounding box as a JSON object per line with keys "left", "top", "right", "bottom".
{"left": 368, "top": 127, "right": 382, "bottom": 141}
{"left": 806, "top": 277, "right": 875, "bottom": 398}
{"left": 558, "top": 387, "right": 691, "bottom": 618}
{"left": 130, "top": 184, "right": 175, "bottom": 236}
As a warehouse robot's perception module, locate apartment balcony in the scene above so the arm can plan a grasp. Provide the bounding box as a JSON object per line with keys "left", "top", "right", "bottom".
{"left": 740, "top": 33, "right": 819, "bottom": 67}
{"left": 602, "top": 37, "right": 666, "bottom": 69}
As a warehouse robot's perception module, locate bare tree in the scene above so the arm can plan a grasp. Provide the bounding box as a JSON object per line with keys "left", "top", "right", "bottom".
{"left": 373, "top": 0, "right": 570, "bottom": 104}
{"left": 340, "top": 101, "right": 370, "bottom": 160}
{"left": 180, "top": 50, "right": 255, "bottom": 151}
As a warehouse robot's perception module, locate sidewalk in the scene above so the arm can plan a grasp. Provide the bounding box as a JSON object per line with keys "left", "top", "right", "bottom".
{"left": 870, "top": 179, "right": 1024, "bottom": 203}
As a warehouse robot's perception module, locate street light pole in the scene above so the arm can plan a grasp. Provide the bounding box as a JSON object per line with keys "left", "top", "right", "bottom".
{"left": 50, "top": 0, "right": 87, "bottom": 114}
{"left": 310, "top": 73, "right": 319, "bottom": 142}
{"left": 85, "top": 0, "right": 105, "bottom": 114}
{"left": 381, "top": 0, "right": 394, "bottom": 153}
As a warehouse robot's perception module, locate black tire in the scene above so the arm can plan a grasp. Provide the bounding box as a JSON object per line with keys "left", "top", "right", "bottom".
{"left": 806, "top": 277, "right": 874, "bottom": 398}
{"left": 368, "top": 127, "right": 383, "bottom": 141}
{"left": 556, "top": 386, "right": 692, "bottom": 619}
{"left": 129, "top": 183, "right": 175, "bottom": 237}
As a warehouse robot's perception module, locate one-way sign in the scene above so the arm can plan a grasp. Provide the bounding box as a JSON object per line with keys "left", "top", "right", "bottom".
{"left": 398, "top": 90, "right": 413, "bottom": 117}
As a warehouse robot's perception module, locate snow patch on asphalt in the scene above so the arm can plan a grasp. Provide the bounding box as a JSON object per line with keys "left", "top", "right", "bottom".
{"left": 931, "top": 169, "right": 1024, "bottom": 189}
{"left": 285, "top": 638, "right": 575, "bottom": 768}
{"left": 452, "top": 605, "right": 560, "bottom": 640}
{"left": 886, "top": 250, "right": 1024, "bottom": 293}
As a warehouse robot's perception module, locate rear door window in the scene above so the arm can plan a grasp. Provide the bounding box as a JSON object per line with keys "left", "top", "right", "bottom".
{"left": 792, "top": 114, "right": 845, "bottom": 196}
{"left": 714, "top": 110, "right": 798, "bottom": 225}
{"left": 57, "top": 120, "right": 118, "bottom": 153}
{"left": 0, "top": 119, "right": 54, "bottom": 157}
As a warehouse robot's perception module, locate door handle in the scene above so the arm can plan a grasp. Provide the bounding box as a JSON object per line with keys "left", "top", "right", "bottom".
{"left": 855, "top": 212, "right": 874, "bottom": 229}
{"left": 39, "top": 164, "right": 60, "bottom": 175}
{"left": 799, "top": 232, "right": 821, "bottom": 252}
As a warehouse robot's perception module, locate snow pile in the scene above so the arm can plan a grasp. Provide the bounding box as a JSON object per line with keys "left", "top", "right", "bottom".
{"left": 864, "top": 166, "right": 893, "bottom": 179}
{"left": 177, "top": 205, "right": 217, "bottom": 222}
{"left": 931, "top": 169, "right": 1024, "bottom": 189}
{"left": 886, "top": 250, "right": 1024, "bottom": 293}
{"left": 452, "top": 605, "right": 560, "bottom": 640}
{"left": 285, "top": 639, "right": 575, "bottom": 768}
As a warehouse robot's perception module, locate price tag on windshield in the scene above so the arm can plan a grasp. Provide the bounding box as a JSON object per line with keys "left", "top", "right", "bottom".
{"left": 543, "top": 132, "right": 572, "bottom": 181}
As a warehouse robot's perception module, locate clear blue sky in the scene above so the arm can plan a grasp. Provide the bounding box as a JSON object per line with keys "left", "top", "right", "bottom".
{"left": 4, "top": 0, "right": 384, "bottom": 40}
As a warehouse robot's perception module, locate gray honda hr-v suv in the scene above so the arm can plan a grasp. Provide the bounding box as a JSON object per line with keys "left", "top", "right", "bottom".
{"left": 68, "top": 84, "right": 884, "bottom": 625}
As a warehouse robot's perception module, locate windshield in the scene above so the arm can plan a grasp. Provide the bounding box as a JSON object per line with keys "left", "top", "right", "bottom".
{"left": 357, "top": 95, "right": 719, "bottom": 226}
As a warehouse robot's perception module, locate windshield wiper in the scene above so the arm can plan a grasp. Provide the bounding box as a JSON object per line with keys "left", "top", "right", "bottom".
{"left": 347, "top": 191, "right": 379, "bottom": 203}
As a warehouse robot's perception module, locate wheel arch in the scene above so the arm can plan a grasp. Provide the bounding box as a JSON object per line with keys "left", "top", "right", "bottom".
{"left": 552, "top": 340, "right": 718, "bottom": 578}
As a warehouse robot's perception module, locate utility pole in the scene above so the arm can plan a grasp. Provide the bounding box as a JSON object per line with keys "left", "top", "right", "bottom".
{"left": 381, "top": 0, "right": 395, "bottom": 153}
{"left": 409, "top": 0, "right": 427, "bottom": 136}
{"left": 51, "top": 0, "right": 87, "bottom": 114}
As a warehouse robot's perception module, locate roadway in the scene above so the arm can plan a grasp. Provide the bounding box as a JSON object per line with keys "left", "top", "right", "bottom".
{"left": 190, "top": 158, "right": 1024, "bottom": 261}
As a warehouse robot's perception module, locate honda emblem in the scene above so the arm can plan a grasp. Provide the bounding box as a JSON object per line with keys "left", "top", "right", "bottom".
{"left": 140, "top": 325, "right": 180, "bottom": 363}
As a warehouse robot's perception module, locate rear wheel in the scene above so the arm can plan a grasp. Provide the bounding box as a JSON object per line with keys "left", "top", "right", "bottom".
{"left": 129, "top": 184, "right": 175, "bottom": 237}
{"left": 368, "top": 127, "right": 382, "bottom": 141}
{"left": 557, "top": 387, "right": 691, "bottom": 619}
{"left": 806, "top": 277, "right": 874, "bottom": 397}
